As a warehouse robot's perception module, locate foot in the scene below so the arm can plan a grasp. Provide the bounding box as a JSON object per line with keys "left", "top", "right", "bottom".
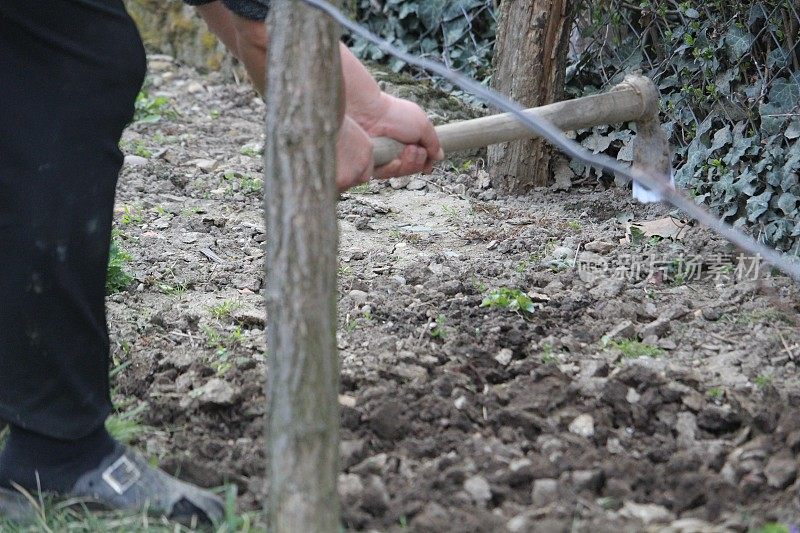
{"left": 0, "top": 442, "right": 224, "bottom": 526}
{"left": 69, "top": 443, "right": 225, "bottom": 524}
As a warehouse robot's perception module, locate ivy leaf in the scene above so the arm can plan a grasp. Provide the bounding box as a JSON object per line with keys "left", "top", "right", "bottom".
{"left": 760, "top": 77, "right": 800, "bottom": 135}
{"left": 785, "top": 119, "right": 800, "bottom": 140}
{"left": 417, "top": 0, "right": 446, "bottom": 30}
{"left": 777, "top": 192, "right": 799, "bottom": 215}
{"left": 711, "top": 125, "right": 732, "bottom": 151}
{"left": 746, "top": 189, "right": 773, "bottom": 221}
{"left": 734, "top": 170, "right": 759, "bottom": 196}
{"left": 724, "top": 26, "right": 754, "bottom": 61}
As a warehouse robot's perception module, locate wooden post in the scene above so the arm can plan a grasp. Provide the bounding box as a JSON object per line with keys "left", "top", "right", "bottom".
{"left": 264, "top": 2, "right": 341, "bottom": 531}
{"left": 488, "top": 0, "right": 575, "bottom": 193}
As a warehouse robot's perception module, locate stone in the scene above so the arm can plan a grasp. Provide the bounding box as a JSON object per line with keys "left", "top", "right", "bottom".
{"left": 697, "top": 405, "right": 742, "bottom": 433}
{"left": 604, "top": 320, "right": 636, "bottom": 342}
{"left": 389, "top": 175, "right": 411, "bottom": 189}
{"left": 495, "top": 348, "right": 513, "bottom": 366}
{"left": 764, "top": 452, "right": 797, "bottom": 489}
{"left": 507, "top": 458, "right": 535, "bottom": 486}
{"left": 392, "top": 364, "right": 428, "bottom": 382}
{"left": 195, "top": 378, "right": 236, "bottom": 406}
{"left": 620, "top": 501, "right": 674, "bottom": 524}
{"left": 584, "top": 240, "right": 614, "bottom": 253}
{"left": 340, "top": 439, "right": 367, "bottom": 469}
{"left": 570, "top": 469, "right": 604, "bottom": 493}
{"left": 674, "top": 412, "right": 698, "bottom": 448}
{"left": 194, "top": 158, "right": 218, "bottom": 171}
{"left": 701, "top": 307, "right": 723, "bottom": 321}
{"left": 348, "top": 289, "right": 369, "bottom": 304}
{"left": 568, "top": 414, "right": 595, "bottom": 438}
{"left": 338, "top": 473, "right": 363, "bottom": 506}
{"left": 638, "top": 317, "right": 671, "bottom": 339}
{"left": 123, "top": 154, "right": 148, "bottom": 167}
{"left": 463, "top": 475, "right": 492, "bottom": 505}
{"left": 360, "top": 475, "right": 389, "bottom": 516}
{"left": 406, "top": 178, "right": 427, "bottom": 190}
{"left": 369, "top": 400, "right": 408, "bottom": 441}
{"left": 531, "top": 478, "right": 559, "bottom": 506}
{"left": 590, "top": 278, "right": 624, "bottom": 299}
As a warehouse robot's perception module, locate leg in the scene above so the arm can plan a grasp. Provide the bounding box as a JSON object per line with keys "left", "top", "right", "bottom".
{"left": 0, "top": 1, "right": 223, "bottom": 523}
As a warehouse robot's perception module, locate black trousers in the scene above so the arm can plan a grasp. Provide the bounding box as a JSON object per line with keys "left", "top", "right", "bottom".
{"left": 0, "top": 1, "right": 146, "bottom": 439}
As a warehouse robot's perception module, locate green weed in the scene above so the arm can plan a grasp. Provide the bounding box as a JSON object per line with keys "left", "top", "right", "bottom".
{"left": 430, "top": 314, "right": 447, "bottom": 339}
{"left": 755, "top": 374, "right": 772, "bottom": 389}
{"left": 481, "top": 288, "right": 536, "bottom": 314}
{"left": 106, "top": 239, "right": 133, "bottom": 294}
{"left": 133, "top": 90, "right": 176, "bottom": 123}
{"left": 210, "top": 300, "right": 238, "bottom": 320}
{"left": 608, "top": 339, "right": 663, "bottom": 359}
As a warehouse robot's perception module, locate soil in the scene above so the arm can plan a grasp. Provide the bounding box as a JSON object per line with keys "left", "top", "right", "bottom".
{"left": 110, "top": 56, "right": 800, "bottom": 532}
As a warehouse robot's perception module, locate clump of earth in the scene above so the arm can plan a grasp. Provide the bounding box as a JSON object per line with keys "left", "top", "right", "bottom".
{"left": 110, "top": 56, "right": 800, "bottom": 531}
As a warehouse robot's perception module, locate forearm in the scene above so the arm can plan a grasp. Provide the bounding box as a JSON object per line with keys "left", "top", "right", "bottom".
{"left": 197, "top": 4, "right": 268, "bottom": 95}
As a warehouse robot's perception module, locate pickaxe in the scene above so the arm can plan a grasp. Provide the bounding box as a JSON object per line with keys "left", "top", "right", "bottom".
{"left": 371, "top": 74, "right": 674, "bottom": 203}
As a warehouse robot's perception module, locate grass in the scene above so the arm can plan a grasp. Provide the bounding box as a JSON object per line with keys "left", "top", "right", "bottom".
{"left": 755, "top": 374, "right": 772, "bottom": 389}
{"left": 607, "top": 339, "right": 663, "bottom": 359}
{"left": 480, "top": 288, "right": 536, "bottom": 314}
{"left": 707, "top": 386, "right": 724, "bottom": 399}
{"left": 133, "top": 90, "right": 176, "bottom": 124}
{"left": 107, "top": 238, "right": 133, "bottom": 295}
{"left": 105, "top": 403, "right": 149, "bottom": 445}
{"left": 210, "top": 300, "right": 238, "bottom": 320}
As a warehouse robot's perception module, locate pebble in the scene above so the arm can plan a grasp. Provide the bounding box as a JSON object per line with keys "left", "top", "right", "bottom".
{"left": 584, "top": 240, "right": 614, "bottom": 253}
{"left": 348, "top": 289, "right": 369, "bottom": 304}
{"left": 494, "top": 348, "right": 513, "bottom": 366}
{"left": 531, "top": 478, "right": 559, "bottom": 506}
{"left": 123, "top": 154, "right": 148, "bottom": 167}
{"left": 764, "top": 452, "right": 797, "bottom": 489}
{"left": 194, "top": 158, "right": 218, "bottom": 171}
{"left": 619, "top": 501, "right": 674, "bottom": 524}
{"left": 340, "top": 439, "right": 367, "bottom": 469}
{"left": 406, "top": 178, "right": 427, "bottom": 190}
{"left": 195, "top": 378, "right": 236, "bottom": 406}
{"left": 338, "top": 473, "right": 364, "bottom": 506}
{"left": 604, "top": 320, "right": 635, "bottom": 342}
{"left": 568, "top": 414, "right": 595, "bottom": 438}
{"left": 389, "top": 175, "right": 411, "bottom": 189}
{"left": 360, "top": 475, "right": 389, "bottom": 516}
{"left": 463, "top": 475, "right": 492, "bottom": 505}
{"left": 638, "top": 317, "right": 671, "bottom": 339}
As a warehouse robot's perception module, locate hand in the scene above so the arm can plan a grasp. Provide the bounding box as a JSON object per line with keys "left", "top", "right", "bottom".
{"left": 336, "top": 115, "right": 374, "bottom": 192}
{"left": 354, "top": 93, "right": 444, "bottom": 179}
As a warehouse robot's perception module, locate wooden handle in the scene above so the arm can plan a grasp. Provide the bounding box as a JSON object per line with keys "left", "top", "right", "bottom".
{"left": 372, "top": 74, "right": 659, "bottom": 167}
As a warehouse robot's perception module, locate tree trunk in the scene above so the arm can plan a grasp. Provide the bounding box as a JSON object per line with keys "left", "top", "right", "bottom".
{"left": 488, "top": 0, "right": 576, "bottom": 193}
{"left": 264, "top": 2, "right": 341, "bottom": 532}
{"left": 124, "top": 0, "right": 242, "bottom": 77}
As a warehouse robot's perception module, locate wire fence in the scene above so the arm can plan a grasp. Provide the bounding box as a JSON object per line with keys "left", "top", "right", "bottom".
{"left": 566, "top": 0, "right": 800, "bottom": 251}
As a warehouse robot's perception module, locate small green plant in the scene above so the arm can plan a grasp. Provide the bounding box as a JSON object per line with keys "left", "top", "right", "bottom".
{"left": 106, "top": 239, "right": 132, "bottom": 294}
{"left": 119, "top": 205, "right": 143, "bottom": 226}
{"left": 608, "top": 339, "right": 663, "bottom": 359}
{"left": 752, "top": 524, "right": 790, "bottom": 533}
{"left": 133, "top": 90, "right": 175, "bottom": 123}
{"left": 540, "top": 343, "right": 556, "bottom": 363}
{"left": 754, "top": 374, "right": 772, "bottom": 389}
{"left": 707, "top": 387, "right": 724, "bottom": 399}
{"left": 210, "top": 300, "right": 237, "bottom": 319}
{"left": 567, "top": 220, "right": 581, "bottom": 231}
{"left": 430, "top": 314, "right": 447, "bottom": 339}
{"left": 158, "top": 282, "right": 187, "bottom": 296}
{"left": 239, "top": 145, "right": 263, "bottom": 157}
{"left": 480, "top": 288, "right": 536, "bottom": 314}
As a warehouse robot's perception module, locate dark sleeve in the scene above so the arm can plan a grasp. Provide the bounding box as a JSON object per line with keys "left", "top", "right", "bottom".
{"left": 184, "top": 0, "right": 270, "bottom": 21}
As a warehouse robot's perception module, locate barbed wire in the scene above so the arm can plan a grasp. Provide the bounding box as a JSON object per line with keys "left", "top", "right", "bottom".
{"left": 290, "top": 0, "right": 800, "bottom": 282}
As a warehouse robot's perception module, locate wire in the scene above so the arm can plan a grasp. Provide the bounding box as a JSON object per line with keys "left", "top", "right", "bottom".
{"left": 292, "top": 0, "right": 800, "bottom": 282}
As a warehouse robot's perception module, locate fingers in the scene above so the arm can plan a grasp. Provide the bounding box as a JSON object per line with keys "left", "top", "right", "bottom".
{"left": 336, "top": 116, "right": 374, "bottom": 192}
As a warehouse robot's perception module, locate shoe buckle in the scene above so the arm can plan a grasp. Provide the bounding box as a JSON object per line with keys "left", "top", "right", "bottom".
{"left": 101, "top": 455, "right": 141, "bottom": 495}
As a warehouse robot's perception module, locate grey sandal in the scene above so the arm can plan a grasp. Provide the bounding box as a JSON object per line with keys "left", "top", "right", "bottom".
{"left": 0, "top": 444, "right": 224, "bottom": 526}
{"left": 70, "top": 444, "right": 225, "bottom": 524}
